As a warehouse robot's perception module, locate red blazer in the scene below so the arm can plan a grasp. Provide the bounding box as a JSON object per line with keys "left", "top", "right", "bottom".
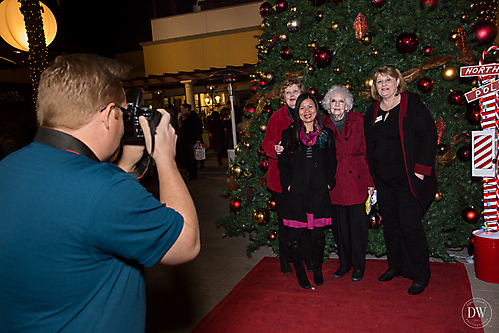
{"left": 262, "top": 105, "right": 294, "bottom": 193}
{"left": 323, "top": 111, "right": 374, "bottom": 206}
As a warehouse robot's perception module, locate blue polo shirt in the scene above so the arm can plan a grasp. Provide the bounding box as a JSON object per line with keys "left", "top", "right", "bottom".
{"left": 0, "top": 142, "right": 184, "bottom": 332}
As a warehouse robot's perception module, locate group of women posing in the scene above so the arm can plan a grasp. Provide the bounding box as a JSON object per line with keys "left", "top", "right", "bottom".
{"left": 262, "top": 65, "right": 437, "bottom": 295}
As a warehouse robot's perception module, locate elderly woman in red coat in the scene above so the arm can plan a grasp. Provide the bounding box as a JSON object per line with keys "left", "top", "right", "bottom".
{"left": 323, "top": 85, "right": 375, "bottom": 282}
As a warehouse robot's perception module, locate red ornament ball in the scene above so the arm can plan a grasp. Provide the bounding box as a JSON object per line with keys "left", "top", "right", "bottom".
{"left": 259, "top": 80, "right": 266, "bottom": 88}
{"left": 465, "top": 102, "right": 481, "bottom": 126}
{"left": 280, "top": 46, "right": 293, "bottom": 60}
{"left": 313, "top": 47, "right": 333, "bottom": 68}
{"left": 273, "top": 0, "right": 288, "bottom": 13}
{"left": 368, "top": 208, "right": 383, "bottom": 227}
{"left": 424, "top": 45, "right": 433, "bottom": 56}
{"left": 263, "top": 104, "right": 273, "bottom": 114}
{"left": 448, "top": 91, "right": 465, "bottom": 106}
{"left": 268, "top": 231, "right": 277, "bottom": 241}
{"left": 315, "top": 12, "right": 323, "bottom": 22}
{"left": 420, "top": 0, "right": 437, "bottom": 12}
{"left": 251, "top": 86, "right": 258, "bottom": 93}
{"left": 437, "top": 143, "right": 449, "bottom": 155}
{"left": 308, "top": 87, "right": 318, "bottom": 97}
{"left": 230, "top": 198, "right": 242, "bottom": 213}
{"left": 461, "top": 207, "right": 479, "bottom": 224}
{"left": 417, "top": 77, "right": 434, "bottom": 93}
{"left": 259, "top": 159, "right": 269, "bottom": 172}
{"left": 267, "top": 197, "right": 277, "bottom": 211}
{"left": 457, "top": 145, "right": 471, "bottom": 162}
{"left": 473, "top": 21, "right": 498, "bottom": 46}
{"left": 259, "top": 2, "right": 272, "bottom": 16}
{"left": 371, "top": 0, "right": 386, "bottom": 8}
{"left": 243, "top": 103, "right": 256, "bottom": 116}
{"left": 396, "top": 32, "right": 419, "bottom": 53}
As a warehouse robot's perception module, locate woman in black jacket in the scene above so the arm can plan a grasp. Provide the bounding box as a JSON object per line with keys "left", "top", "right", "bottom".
{"left": 278, "top": 93, "right": 337, "bottom": 289}
{"left": 364, "top": 65, "right": 437, "bottom": 295}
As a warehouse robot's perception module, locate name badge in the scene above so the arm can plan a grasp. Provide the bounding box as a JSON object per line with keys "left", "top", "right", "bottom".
{"left": 375, "top": 115, "right": 383, "bottom": 123}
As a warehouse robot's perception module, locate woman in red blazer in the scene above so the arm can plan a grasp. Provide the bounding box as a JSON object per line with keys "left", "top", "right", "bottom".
{"left": 323, "top": 85, "right": 375, "bottom": 282}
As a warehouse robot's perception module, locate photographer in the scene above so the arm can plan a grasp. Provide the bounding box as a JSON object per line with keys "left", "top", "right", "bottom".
{"left": 0, "top": 54, "right": 200, "bottom": 332}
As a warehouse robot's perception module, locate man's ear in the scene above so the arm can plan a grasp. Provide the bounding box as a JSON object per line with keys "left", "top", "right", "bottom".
{"left": 99, "top": 103, "right": 114, "bottom": 130}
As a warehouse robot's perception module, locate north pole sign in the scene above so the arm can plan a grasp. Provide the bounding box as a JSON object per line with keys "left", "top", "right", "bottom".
{"left": 464, "top": 79, "right": 499, "bottom": 102}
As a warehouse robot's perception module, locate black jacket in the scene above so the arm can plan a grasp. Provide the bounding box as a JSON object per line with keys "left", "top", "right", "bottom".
{"left": 364, "top": 92, "right": 438, "bottom": 210}
{"left": 277, "top": 126, "right": 337, "bottom": 222}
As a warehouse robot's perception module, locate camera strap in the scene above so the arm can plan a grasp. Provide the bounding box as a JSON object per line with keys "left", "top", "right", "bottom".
{"left": 33, "top": 126, "right": 151, "bottom": 179}
{"left": 34, "top": 126, "right": 100, "bottom": 162}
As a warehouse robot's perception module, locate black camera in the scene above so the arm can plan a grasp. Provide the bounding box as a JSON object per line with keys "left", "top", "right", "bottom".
{"left": 122, "top": 88, "right": 162, "bottom": 145}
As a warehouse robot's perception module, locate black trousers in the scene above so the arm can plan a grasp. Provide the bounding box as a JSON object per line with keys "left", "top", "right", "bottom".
{"left": 332, "top": 203, "right": 369, "bottom": 273}
{"left": 269, "top": 189, "right": 312, "bottom": 263}
{"left": 376, "top": 181, "right": 431, "bottom": 282}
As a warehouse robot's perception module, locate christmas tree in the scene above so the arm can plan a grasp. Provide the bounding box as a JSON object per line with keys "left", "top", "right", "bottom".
{"left": 217, "top": 0, "right": 498, "bottom": 261}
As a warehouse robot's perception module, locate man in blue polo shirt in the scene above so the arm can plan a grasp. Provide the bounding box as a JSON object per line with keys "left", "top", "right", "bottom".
{"left": 0, "top": 54, "right": 200, "bottom": 332}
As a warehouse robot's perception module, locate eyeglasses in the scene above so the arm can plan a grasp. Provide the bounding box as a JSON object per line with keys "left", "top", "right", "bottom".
{"left": 100, "top": 103, "right": 131, "bottom": 122}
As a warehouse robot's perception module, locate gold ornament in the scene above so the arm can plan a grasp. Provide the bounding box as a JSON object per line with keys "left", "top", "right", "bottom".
{"left": 260, "top": 124, "right": 267, "bottom": 132}
{"left": 226, "top": 176, "right": 238, "bottom": 191}
{"left": 231, "top": 165, "right": 242, "bottom": 179}
{"left": 235, "top": 143, "right": 243, "bottom": 154}
{"left": 308, "top": 40, "right": 318, "bottom": 51}
{"left": 333, "top": 66, "right": 341, "bottom": 74}
{"left": 365, "top": 76, "right": 374, "bottom": 89}
{"left": 441, "top": 65, "right": 458, "bottom": 81}
{"left": 307, "top": 65, "right": 315, "bottom": 74}
{"left": 449, "top": 31, "right": 460, "bottom": 42}
{"left": 279, "top": 33, "right": 288, "bottom": 42}
{"left": 361, "top": 34, "right": 372, "bottom": 45}
{"left": 244, "top": 169, "right": 253, "bottom": 179}
{"left": 252, "top": 208, "right": 270, "bottom": 225}
{"left": 434, "top": 191, "right": 443, "bottom": 201}
{"left": 343, "top": 81, "right": 352, "bottom": 90}
{"left": 331, "top": 22, "right": 340, "bottom": 32}
{"left": 290, "top": 5, "right": 297, "bottom": 11}
{"left": 371, "top": 49, "right": 380, "bottom": 57}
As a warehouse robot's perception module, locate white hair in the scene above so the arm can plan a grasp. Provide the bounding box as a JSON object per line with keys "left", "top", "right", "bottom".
{"left": 322, "top": 85, "right": 354, "bottom": 114}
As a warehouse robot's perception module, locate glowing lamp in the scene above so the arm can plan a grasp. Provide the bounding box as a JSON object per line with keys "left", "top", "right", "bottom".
{"left": 0, "top": 0, "right": 57, "bottom": 52}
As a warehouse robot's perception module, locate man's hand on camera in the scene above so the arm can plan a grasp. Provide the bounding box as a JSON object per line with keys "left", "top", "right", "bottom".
{"left": 117, "top": 144, "right": 146, "bottom": 172}
{"left": 139, "top": 108, "right": 177, "bottom": 164}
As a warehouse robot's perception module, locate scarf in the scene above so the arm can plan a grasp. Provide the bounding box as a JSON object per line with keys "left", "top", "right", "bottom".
{"left": 299, "top": 119, "right": 328, "bottom": 149}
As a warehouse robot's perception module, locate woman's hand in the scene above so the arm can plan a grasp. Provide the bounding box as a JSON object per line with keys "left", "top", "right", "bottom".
{"left": 275, "top": 141, "right": 284, "bottom": 155}
{"left": 287, "top": 186, "right": 291, "bottom": 191}
{"left": 415, "top": 172, "right": 424, "bottom": 180}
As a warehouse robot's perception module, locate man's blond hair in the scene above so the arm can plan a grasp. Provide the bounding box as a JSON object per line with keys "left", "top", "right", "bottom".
{"left": 37, "top": 53, "right": 130, "bottom": 129}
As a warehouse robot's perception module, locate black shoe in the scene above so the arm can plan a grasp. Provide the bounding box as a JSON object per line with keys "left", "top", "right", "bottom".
{"left": 351, "top": 270, "right": 364, "bottom": 282}
{"left": 305, "top": 258, "right": 313, "bottom": 272}
{"left": 333, "top": 267, "right": 351, "bottom": 278}
{"left": 280, "top": 260, "right": 292, "bottom": 274}
{"left": 408, "top": 280, "right": 429, "bottom": 295}
{"left": 378, "top": 268, "right": 402, "bottom": 282}
{"left": 295, "top": 266, "right": 311, "bottom": 289}
{"left": 313, "top": 267, "right": 324, "bottom": 286}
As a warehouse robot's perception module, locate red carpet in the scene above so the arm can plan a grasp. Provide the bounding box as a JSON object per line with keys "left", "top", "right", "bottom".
{"left": 191, "top": 257, "right": 483, "bottom": 333}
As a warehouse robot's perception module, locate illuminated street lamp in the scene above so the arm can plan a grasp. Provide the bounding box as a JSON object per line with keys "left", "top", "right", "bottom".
{"left": 0, "top": 0, "right": 57, "bottom": 52}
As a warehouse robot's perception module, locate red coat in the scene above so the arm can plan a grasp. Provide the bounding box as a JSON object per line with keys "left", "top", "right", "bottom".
{"left": 323, "top": 111, "right": 374, "bottom": 206}
{"left": 262, "top": 105, "right": 294, "bottom": 193}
